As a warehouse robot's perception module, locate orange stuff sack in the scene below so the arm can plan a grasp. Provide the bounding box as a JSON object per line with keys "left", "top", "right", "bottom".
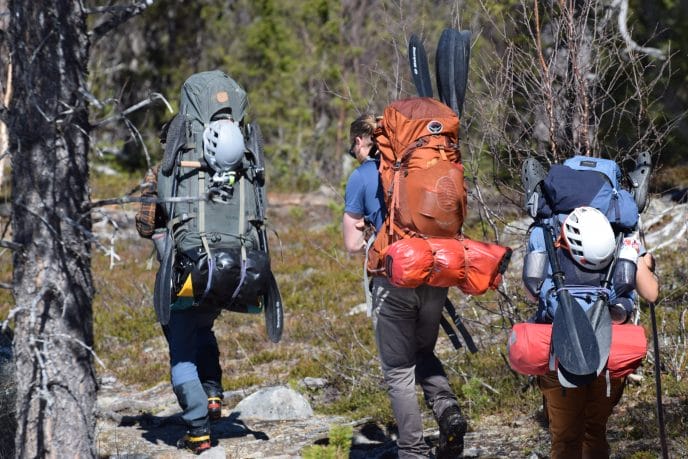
{"left": 384, "top": 238, "right": 434, "bottom": 288}
{"left": 607, "top": 324, "right": 648, "bottom": 378}
{"left": 455, "top": 238, "right": 512, "bottom": 295}
{"left": 383, "top": 236, "right": 511, "bottom": 292}
{"left": 507, "top": 323, "right": 552, "bottom": 375}
{"left": 508, "top": 323, "right": 648, "bottom": 378}
{"left": 426, "top": 238, "right": 467, "bottom": 287}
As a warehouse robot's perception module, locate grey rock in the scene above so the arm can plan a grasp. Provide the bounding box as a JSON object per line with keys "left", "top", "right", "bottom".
{"left": 232, "top": 385, "right": 313, "bottom": 421}
{"left": 300, "top": 377, "right": 328, "bottom": 390}
{"left": 198, "top": 446, "right": 226, "bottom": 458}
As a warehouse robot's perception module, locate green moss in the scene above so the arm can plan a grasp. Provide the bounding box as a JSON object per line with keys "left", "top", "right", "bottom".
{"left": 223, "top": 374, "right": 263, "bottom": 391}
{"left": 301, "top": 424, "right": 352, "bottom": 459}
{"left": 321, "top": 388, "right": 393, "bottom": 423}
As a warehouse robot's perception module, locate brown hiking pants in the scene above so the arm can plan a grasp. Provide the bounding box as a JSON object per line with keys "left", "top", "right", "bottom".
{"left": 538, "top": 372, "right": 625, "bottom": 459}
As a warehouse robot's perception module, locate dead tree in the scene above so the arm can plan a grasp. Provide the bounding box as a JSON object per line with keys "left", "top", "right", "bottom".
{"left": 7, "top": 1, "right": 96, "bottom": 455}
{"left": 5, "top": 1, "right": 151, "bottom": 456}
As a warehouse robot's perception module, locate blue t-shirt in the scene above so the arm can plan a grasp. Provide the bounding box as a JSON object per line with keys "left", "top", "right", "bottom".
{"left": 344, "top": 158, "right": 386, "bottom": 231}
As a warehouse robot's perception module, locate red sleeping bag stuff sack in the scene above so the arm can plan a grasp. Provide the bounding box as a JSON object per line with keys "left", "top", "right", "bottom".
{"left": 507, "top": 322, "right": 648, "bottom": 378}
{"left": 384, "top": 237, "right": 512, "bottom": 294}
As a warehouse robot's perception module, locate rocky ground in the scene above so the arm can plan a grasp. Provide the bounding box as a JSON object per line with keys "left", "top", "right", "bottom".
{"left": 95, "top": 371, "right": 553, "bottom": 458}
{"left": 94, "top": 373, "right": 683, "bottom": 458}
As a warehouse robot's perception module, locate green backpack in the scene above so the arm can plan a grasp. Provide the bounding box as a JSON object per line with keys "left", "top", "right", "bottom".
{"left": 154, "top": 70, "right": 282, "bottom": 342}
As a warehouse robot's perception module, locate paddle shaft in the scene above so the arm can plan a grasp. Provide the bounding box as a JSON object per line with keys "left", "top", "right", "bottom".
{"left": 541, "top": 223, "right": 569, "bottom": 303}
{"left": 542, "top": 220, "right": 600, "bottom": 375}
{"left": 445, "top": 298, "right": 478, "bottom": 353}
{"left": 440, "top": 315, "right": 462, "bottom": 350}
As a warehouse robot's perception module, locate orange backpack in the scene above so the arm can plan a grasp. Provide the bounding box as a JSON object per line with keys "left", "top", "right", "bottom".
{"left": 368, "top": 97, "right": 467, "bottom": 272}
{"left": 367, "top": 97, "right": 511, "bottom": 293}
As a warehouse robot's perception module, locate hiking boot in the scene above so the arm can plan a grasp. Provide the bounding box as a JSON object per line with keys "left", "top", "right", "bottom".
{"left": 207, "top": 395, "right": 222, "bottom": 421}
{"left": 177, "top": 428, "right": 211, "bottom": 454}
{"left": 436, "top": 405, "right": 467, "bottom": 459}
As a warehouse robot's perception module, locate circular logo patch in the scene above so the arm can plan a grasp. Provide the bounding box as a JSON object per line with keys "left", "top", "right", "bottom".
{"left": 427, "top": 120, "right": 443, "bottom": 134}
{"left": 216, "top": 91, "right": 229, "bottom": 103}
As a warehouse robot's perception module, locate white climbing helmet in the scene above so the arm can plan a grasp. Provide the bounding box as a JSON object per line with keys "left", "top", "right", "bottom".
{"left": 202, "top": 119, "right": 245, "bottom": 172}
{"left": 560, "top": 206, "right": 616, "bottom": 270}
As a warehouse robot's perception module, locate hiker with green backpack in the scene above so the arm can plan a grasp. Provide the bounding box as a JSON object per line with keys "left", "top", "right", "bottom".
{"left": 136, "top": 70, "right": 282, "bottom": 454}
{"left": 509, "top": 155, "right": 660, "bottom": 458}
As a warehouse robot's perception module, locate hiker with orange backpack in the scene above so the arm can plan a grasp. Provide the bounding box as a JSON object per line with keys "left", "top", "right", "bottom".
{"left": 343, "top": 113, "right": 467, "bottom": 458}
{"left": 342, "top": 29, "right": 513, "bottom": 457}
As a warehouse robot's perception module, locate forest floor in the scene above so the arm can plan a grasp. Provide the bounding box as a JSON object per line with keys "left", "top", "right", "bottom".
{"left": 94, "top": 329, "right": 685, "bottom": 458}
{"left": 92, "top": 189, "right": 687, "bottom": 458}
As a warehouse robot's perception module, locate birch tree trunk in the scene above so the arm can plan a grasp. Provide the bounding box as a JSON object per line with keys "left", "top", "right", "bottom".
{"left": 0, "top": 0, "right": 10, "bottom": 189}
{"left": 7, "top": 1, "right": 96, "bottom": 456}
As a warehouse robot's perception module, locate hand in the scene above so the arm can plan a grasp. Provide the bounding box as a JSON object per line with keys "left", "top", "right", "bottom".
{"left": 643, "top": 252, "right": 656, "bottom": 273}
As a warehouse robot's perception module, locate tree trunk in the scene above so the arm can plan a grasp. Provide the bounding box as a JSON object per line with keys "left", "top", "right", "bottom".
{"left": 8, "top": 1, "right": 95, "bottom": 457}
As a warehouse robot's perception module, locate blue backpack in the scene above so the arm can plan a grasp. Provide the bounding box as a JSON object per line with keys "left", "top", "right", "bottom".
{"left": 537, "top": 155, "right": 638, "bottom": 231}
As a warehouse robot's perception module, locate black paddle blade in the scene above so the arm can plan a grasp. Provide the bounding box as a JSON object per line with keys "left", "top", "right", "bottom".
{"left": 161, "top": 114, "right": 186, "bottom": 177}
{"left": 408, "top": 34, "right": 433, "bottom": 97}
{"left": 264, "top": 271, "right": 284, "bottom": 343}
{"left": 436, "top": 28, "right": 458, "bottom": 113}
{"left": 153, "top": 234, "right": 174, "bottom": 325}
{"left": 521, "top": 158, "right": 548, "bottom": 217}
{"left": 588, "top": 297, "right": 612, "bottom": 376}
{"left": 628, "top": 151, "right": 652, "bottom": 214}
{"left": 435, "top": 28, "right": 471, "bottom": 117}
{"left": 455, "top": 30, "right": 471, "bottom": 117}
{"left": 246, "top": 122, "right": 266, "bottom": 186}
{"left": 551, "top": 290, "right": 599, "bottom": 375}
{"left": 440, "top": 315, "right": 462, "bottom": 350}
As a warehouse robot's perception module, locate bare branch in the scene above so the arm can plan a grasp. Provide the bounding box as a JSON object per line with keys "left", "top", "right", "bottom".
{"left": 93, "top": 92, "right": 173, "bottom": 127}
{"left": 84, "top": 194, "right": 209, "bottom": 213}
{"left": 613, "top": 0, "right": 666, "bottom": 60}
{"left": 88, "top": 1, "right": 155, "bottom": 43}
{"left": 531, "top": 0, "right": 558, "bottom": 156}
{"left": 0, "top": 239, "right": 21, "bottom": 251}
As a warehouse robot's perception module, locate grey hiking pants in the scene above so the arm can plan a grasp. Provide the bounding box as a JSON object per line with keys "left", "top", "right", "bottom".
{"left": 371, "top": 276, "right": 459, "bottom": 458}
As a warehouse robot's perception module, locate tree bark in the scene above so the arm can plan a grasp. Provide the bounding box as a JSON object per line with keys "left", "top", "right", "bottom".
{"left": 8, "top": 1, "right": 95, "bottom": 457}
{"left": 0, "top": 0, "right": 11, "bottom": 189}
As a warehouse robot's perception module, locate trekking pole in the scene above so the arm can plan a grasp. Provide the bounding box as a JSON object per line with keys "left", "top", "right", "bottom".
{"left": 649, "top": 300, "right": 669, "bottom": 459}
{"left": 628, "top": 151, "right": 667, "bottom": 456}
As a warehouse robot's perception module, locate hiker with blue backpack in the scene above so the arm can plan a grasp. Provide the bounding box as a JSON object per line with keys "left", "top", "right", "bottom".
{"left": 343, "top": 113, "right": 468, "bottom": 459}
{"left": 136, "top": 70, "right": 282, "bottom": 454}
{"left": 510, "top": 155, "right": 659, "bottom": 458}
